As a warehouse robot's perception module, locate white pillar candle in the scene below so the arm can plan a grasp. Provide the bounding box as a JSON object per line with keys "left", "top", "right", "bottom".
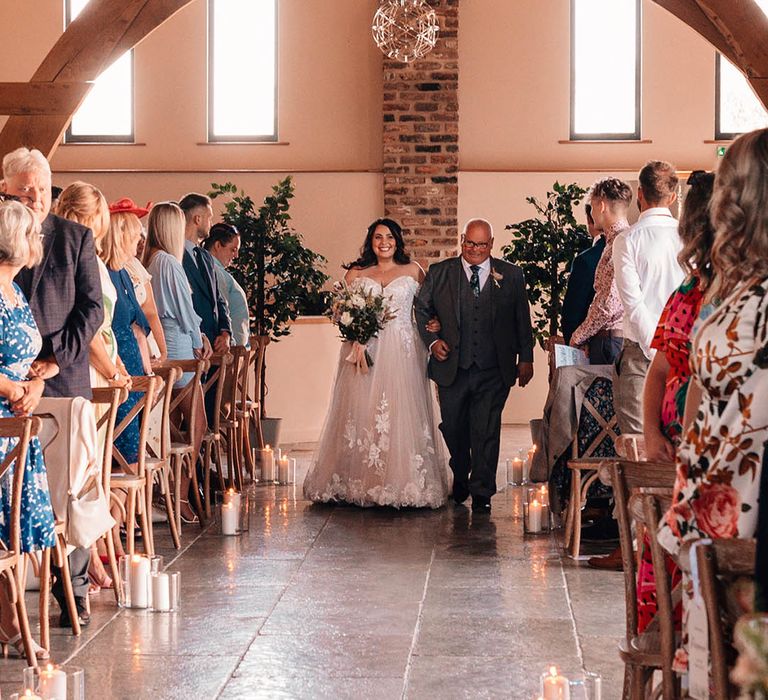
{"left": 278, "top": 456, "right": 289, "bottom": 484}
{"left": 129, "top": 555, "right": 150, "bottom": 608}
{"left": 223, "top": 488, "right": 241, "bottom": 512}
{"left": 527, "top": 499, "right": 543, "bottom": 534}
{"left": 38, "top": 664, "right": 66, "bottom": 700}
{"left": 262, "top": 445, "right": 275, "bottom": 481}
{"left": 21, "top": 690, "right": 43, "bottom": 700}
{"left": 152, "top": 572, "right": 171, "bottom": 612}
{"left": 221, "top": 502, "right": 238, "bottom": 535}
{"left": 511, "top": 458, "right": 523, "bottom": 484}
{"left": 542, "top": 666, "right": 570, "bottom": 700}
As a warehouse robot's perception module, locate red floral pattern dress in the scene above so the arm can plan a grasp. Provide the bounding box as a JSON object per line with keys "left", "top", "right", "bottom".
{"left": 658, "top": 275, "right": 768, "bottom": 671}
{"left": 636, "top": 278, "right": 702, "bottom": 632}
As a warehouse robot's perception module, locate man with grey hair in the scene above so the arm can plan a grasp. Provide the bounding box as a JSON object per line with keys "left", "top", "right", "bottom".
{"left": 415, "top": 218, "right": 534, "bottom": 513}
{"left": 2, "top": 146, "right": 103, "bottom": 628}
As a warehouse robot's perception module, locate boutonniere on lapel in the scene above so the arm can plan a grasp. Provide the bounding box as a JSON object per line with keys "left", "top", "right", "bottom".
{"left": 491, "top": 270, "right": 503, "bottom": 289}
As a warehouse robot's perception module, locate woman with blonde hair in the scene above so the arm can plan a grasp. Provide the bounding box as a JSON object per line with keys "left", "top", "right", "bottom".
{"left": 108, "top": 198, "right": 167, "bottom": 364}
{"left": 145, "top": 202, "right": 210, "bottom": 523}
{"left": 658, "top": 128, "right": 768, "bottom": 673}
{"left": 0, "top": 200, "right": 55, "bottom": 660}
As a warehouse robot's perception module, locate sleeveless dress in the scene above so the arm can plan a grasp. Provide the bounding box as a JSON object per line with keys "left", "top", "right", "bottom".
{"left": 0, "top": 284, "right": 56, "bottom": 552}
{"left": 304, "top": 275, "right": 449, "bottom": 508}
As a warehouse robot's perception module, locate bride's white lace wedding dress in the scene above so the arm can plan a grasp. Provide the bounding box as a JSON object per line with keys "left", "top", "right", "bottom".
{"left": 303, "top": 275, "right": 450, "bottom": 508}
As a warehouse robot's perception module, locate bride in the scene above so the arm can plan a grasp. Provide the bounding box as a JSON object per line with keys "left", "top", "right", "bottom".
{"left": 303, "top": 218, "right": 449, "bottom": 508}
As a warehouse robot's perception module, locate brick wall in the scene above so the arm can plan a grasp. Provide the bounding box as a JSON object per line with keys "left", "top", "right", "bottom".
{"left": 382, "top": 0, "right": 459, "bottom": 264}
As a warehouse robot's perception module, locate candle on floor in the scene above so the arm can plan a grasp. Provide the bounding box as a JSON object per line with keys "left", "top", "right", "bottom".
{"left": 38, "top": 663, "right": 66, "bottom": 699}
{"left": 262, "top": 445, "right": 275, "bottom": 482}
{"left": 511, "top": 457, "right": 523, "bottom": 484}
{"left": 536, "top": 484, "right": 550, "bottom": 526}
{"left": 21, "top": 690, "right": 43, "bottom": 700}
{"left": 290, "top": 457, "right": 297, "bottom": 484}
{"left": 278, "top": 455, "right": 289, "bottom": 484}
{"left": 524, "top": 444, "right": 537, "bottom": 482}
{"left": 152, "top": 572, "right": 171, "bottom": 612}
{"left": 541, "top": 666, "right": 570, "bottom": 700}
{"left": 129, "top": 555, "right": 150, "bottom": 608}
{"left": 223, "top": 488, "right": 241, "bottom": 512}
{"left": 527, "top": 499, "right": 543, "bottom": 534}
{"left": 221, "top": 502, "right": 238, "bottom": 535}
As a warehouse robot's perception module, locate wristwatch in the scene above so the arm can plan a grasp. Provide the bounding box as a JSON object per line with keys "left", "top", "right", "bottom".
{"left": 111, "top": 372, "right": 121, "bottom": 382}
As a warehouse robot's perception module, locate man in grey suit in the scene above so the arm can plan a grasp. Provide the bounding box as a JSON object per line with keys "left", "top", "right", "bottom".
{"left": 3, "top": 147, "right": 103, "bottom": 627}
{"left": 415, "top": 219, "right": 534, "bottom": 513}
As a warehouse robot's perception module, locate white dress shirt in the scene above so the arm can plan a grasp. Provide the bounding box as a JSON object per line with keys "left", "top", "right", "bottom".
{"left": 460, "top": 256, "right": 492, "bottom": 291}
{"left": 613, "top": 207, "right": 684, "bottom": 359}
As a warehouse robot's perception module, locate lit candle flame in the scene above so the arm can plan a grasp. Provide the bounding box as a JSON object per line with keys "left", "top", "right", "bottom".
{"left": 549, "top": 665, "right": 558, "bottom": 677}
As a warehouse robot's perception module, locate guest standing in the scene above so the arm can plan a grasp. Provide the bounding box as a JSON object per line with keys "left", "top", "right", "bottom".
{"left": 4, "top": 148, "right": 103, "bottom": 629}
{"left": 570, "top": 178, "right": 632, "bottom": 364}
{"left": 612, "top": 161, "right": 684, "bottom": 433}
{"left": 203, "top": 223, "right": 250, "bottom": 347}
{"left": 0, "top": 200, "right": 55, "bottom": 660}
{"left": 561, "top": 204, "right": 605, "bottom": 345}
{"left": 145, "top": 202, "right": 209, "bottom": 523}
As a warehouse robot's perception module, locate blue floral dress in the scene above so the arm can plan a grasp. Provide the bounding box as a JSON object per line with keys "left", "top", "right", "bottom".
{"left": 109, "top": 268, "right": 150, "bottom": 465}
{"left": 0, "top": 284, "right": 55, "bottom": 552}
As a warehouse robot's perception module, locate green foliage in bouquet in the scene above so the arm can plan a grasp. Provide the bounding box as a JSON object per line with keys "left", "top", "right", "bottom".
{"left": 501, "top": 182, "right": 591, "bottom": 350}
{"left": 209, "top": 177, "right": 329, "bottom": 340}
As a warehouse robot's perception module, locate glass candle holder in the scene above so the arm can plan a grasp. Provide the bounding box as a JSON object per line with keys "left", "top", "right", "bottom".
{"left": 258, "top": 445, "right": 276, "bottom": 483}
{"left": 239, "top": 492, "right": 250, "bottom": 534}
{"left": 118, "top": 554, "right": 152, "bottom": 608}
{"left": 218, "top": 502, "right": 240, "bottom": 536}
{"left": 540, "top": 666, "right": 570, "bottom": 699}
{"left": 568, "top": 671, "right": 602, "bottom": 700}
{"left": 150, "top": 570, "right": 181, "bottom": 612}
{"left": 22, "top": 664, "right": 85, "bottom": 700}
{"left": 507, "top": 456, "right": 524, "bottom": 486}
{"left": 251, "top": 448, "right": 262, "bottom": 482}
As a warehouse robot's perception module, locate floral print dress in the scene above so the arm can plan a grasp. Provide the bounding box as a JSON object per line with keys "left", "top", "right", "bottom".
{"left": 0, "top": 284, "right": 55, "bottom": 552}
{"left": 658, "top": 275, "right": 768, "bottom": 671}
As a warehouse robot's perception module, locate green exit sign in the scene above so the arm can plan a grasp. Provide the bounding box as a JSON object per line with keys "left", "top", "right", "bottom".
{"left": 717, "top": 145, "right": 728, "bottom": 157}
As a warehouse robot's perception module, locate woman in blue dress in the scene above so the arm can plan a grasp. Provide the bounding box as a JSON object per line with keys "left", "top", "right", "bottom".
{"left": 0, "top": 201, "right": 55, "bottom": 660}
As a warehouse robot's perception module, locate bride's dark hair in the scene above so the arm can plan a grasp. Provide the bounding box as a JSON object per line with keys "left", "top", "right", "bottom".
{"left": 343, "top": 218, "right": 411, "bottom": 269}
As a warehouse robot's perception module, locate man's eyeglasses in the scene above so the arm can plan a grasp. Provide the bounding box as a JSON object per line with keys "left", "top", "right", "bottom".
{"left": 462, "top": 240, "right": 490, "bottom": 250}
{"left": 0, "top": 192, "right": 24, "bottom": 204}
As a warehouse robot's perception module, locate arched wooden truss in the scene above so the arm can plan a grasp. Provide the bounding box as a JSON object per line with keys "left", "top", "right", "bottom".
{"left": 0, "top": 0, "right": 194, "bottom": 159}
{"left": 0, "top": 0, "right": 766, "bottom": 159}
{"left": 653, "top": 0, "right": 768, "bottom": 107}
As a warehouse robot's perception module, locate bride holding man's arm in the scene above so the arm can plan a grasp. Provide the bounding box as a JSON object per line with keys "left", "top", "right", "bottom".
{"left": 303, "top": 218, "right": 450, "bottom": 508}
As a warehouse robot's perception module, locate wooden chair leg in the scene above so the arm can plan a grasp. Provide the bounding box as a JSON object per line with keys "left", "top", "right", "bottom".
{"left": 202, "top": 441, "right": 213, "bottom": 520}
{"left": 213, "top": 440, "right": 226, "bottom": 492}
{"left": 126, "top": 490, "right": 136, "bottom": 556}
{"left": 569, "top": 467, "right": 582, "bottom": 558}
{"left": 54, "top": 534, "right": 81, "bottom": 636}
{"left": 160, "top": 468, "right": 180, "bottom": 549}
{"left": 187, "top": 454, "right": 205, "bottom": 528}
{"left": 563, "top": 489, "right": 574, "bottom": 548}
{"left": 137, "top": 490, "right": 153, "bottom": 557}
{"left": 172, "top": 454, "right": 182, "bottom": 533}
{"left": 104, "top": 532, "right": 122, "bottom": 605}
{"left": 39, "top": 548, "right": 51, "bottom": 652}
{"left": 242, "top": 418, "right": 255, "bottom": 482}
{"left": 10, "top": 569, "right": 38, "bottom": 667}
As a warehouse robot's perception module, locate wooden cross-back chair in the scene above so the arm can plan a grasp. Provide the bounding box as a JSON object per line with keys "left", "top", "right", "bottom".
{"left": 232, "top": 345, "right": 255, "bottom": 487}
{"left": 201, "top": 352, "right": 233, "bottom": 518}
{"left": 0, "top": 416, "right": 43, "bottom": 666}
{"left": 606, "top": 459, "right": 677, "bottom": 700}
{"left": 217, "top": 349, "right": 244, "bottom": 491}
{"left": 678, "top": 537, "right": 757, "bottom": 700}
{"left": 563, "top": 380, "right": 622, "bottom": 558}
{"left": 161, "top": 359, "right": 209, "bottom": 531}
{"left": 108, "top": 375, "right": 159, "bottom": 557}
{"left": 637, "top": 488, "right": 681, "bottom": 700}
{"left": 248, "top": 334, "right": 268, "bottom": 452}
{"left": 144, "top": 366, "right": 182, "bottom": 550}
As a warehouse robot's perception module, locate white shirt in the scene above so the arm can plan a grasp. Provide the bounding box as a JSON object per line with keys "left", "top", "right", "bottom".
{"left": 460, "top": 256, "right": 491, "bottom": 291}
{"left": 613, "top": 207, "right": 684, "bottom": 359}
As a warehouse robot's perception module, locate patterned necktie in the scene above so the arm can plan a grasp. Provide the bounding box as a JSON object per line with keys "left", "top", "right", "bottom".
{"left": 469, "top": 264, "right": 481, "bottom": 298}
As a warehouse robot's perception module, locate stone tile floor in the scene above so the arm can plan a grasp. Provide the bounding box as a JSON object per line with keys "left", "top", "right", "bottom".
{"left": 0, "top": 427, "right": 626, "bottom": 699}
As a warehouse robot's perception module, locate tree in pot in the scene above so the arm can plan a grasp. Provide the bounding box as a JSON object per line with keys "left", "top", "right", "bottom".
{"left": 501, "top": 182, "right": 591, "bottom": 351}
{"left": 209, "top": 177, "right": 329, "bottom": 445}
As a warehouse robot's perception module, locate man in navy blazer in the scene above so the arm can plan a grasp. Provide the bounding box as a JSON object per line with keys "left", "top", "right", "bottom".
{"left": 561, "top": 205, "right": 605, "bottom": 344}
{"left": 4, "top": 147, "right": 103, "bottom": 629}
{"left": 179, "top": 193, "right": 231, "bottom": 352}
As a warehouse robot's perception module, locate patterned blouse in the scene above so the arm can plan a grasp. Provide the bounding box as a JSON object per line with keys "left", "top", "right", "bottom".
{"left": 649, "top": 276, "right": 704, "bottom": 441}
{"left": 570, "top": 220, "right": 629, "bottom": 347}
{"left": 658, "top": 275, "right": 768, "bottom": 555}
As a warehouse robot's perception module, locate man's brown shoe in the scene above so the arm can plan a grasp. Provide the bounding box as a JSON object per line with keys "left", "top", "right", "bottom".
{"left": 587, "top": 545, "right": 623, "bottom": 571}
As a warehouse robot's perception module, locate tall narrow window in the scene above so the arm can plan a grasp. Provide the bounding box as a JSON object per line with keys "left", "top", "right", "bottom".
{"left": 65, "top": 0, "right": 134, "bottom": 142}
{"left": 715, "top": 0, "right": 768, "bottom": 139}
{"left": 571, "top": 0, "right": 641, "bottom": 140}
{"left": 209, "top": 0, "right": 277, "bottom": 141}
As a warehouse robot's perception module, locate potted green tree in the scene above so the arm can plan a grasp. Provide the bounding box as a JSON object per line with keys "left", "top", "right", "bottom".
{"left": 501, "top": 182, "right": 591, "bottom": 350}
{"left": 209, "top": 177, "right": 329, "bottom": 446}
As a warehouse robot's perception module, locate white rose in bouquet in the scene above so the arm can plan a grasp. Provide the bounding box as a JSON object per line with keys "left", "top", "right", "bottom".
{"left": 339, "top": 311, "right": 354, "bottom": 326}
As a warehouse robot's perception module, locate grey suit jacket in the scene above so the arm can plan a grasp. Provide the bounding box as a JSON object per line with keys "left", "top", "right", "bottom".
{"left": 15, "top": 213, "right": 104, "bottom": 399}
{"left": 414, "top": 256, "right": 534, "bottom": 388}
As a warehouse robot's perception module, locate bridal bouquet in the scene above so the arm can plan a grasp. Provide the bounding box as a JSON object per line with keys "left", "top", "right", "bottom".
{"left": 327, "top": 281, "right": 396, "bottom": 373}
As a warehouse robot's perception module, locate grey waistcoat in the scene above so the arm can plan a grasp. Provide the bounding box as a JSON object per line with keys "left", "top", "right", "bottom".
{"left": 458, "top": 269, "right": 497, "bottom": 370}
